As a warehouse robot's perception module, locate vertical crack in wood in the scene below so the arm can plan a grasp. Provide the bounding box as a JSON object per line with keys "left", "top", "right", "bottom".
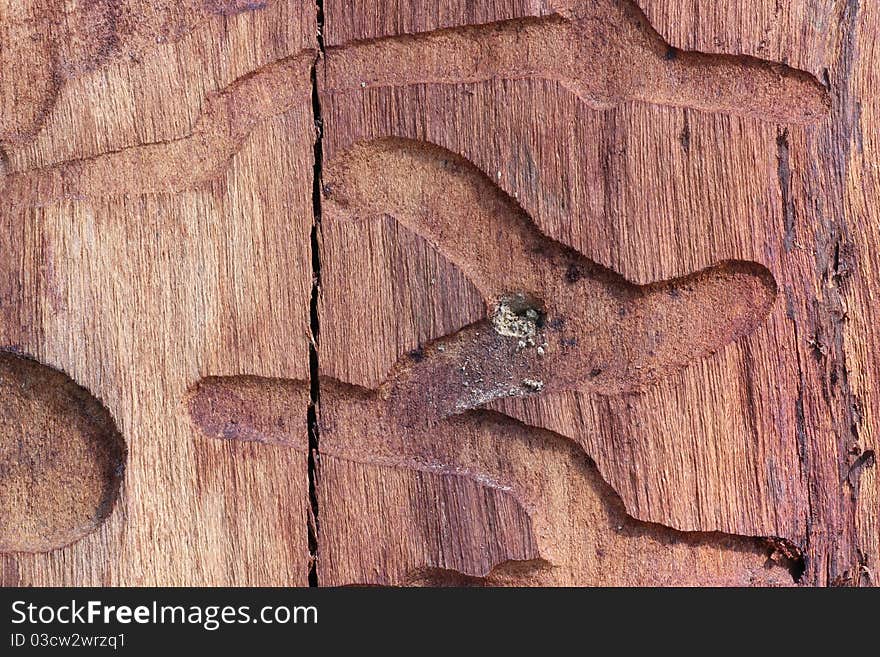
{"left": 307, "top": 0, "right": 326, "bottom": 588}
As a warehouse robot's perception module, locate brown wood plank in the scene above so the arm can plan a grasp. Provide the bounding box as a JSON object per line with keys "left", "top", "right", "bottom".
{"left": 315, "top": 0, "right": 873, "bottom": 586}
{"left": 0, "top": 0, "right": 876, "bottom": 587}
{"left": 0, "top": 0, "right": 315, "bottom": 586}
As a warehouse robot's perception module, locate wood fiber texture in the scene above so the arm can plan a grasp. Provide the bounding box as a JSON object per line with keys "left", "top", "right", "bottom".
{"left": 0, "top": 0, "right": 876, "bottom": 587}
{"left": 316, "top": 0, "right": 875, "bottom": 587}
{"left": 1, "top": 0, "right": 315, "bottom": 586}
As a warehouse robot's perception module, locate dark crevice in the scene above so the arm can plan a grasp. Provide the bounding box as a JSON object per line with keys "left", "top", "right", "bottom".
{"left": 763, "top": 537, "right": 806, "bottom": 583}
{"left": 679, "top": 111, "right": 691, "bottom": 153}
{"left": 315, "top": 0, "right": 325, "bottom": 51}
{"left": 776, "top": 128, "right": 794, "bottom": 252}
{"left": 826, "top": 0, "right": 863, "bottom": 509}
{"left": 307, "top": 0, "right": 325, "bottom": 588}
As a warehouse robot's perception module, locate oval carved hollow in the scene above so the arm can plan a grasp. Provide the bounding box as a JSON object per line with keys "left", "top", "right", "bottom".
{"left": 0, "top": 352, "right": 126, "bottom": 553}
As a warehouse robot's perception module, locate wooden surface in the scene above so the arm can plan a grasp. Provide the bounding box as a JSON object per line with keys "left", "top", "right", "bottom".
{"left": 0, "top": 0, "right": 876, "bottom": 586}
{"left": 1, "top": 0, "right": 315, "bottom": 586}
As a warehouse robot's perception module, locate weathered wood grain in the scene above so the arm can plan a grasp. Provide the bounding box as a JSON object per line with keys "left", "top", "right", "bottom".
{"left": 0, "top": 0, "right": 876, "bottom": 587}
{"left": 316, "top": 0, "right": 875, "bottom": 586}
{"left": 843, "top": 0, "right": 880, "bottom": 586}
{"left": 0, "top": 0, "right": 315, "bottom": 586}
{"left": 186, "top": 375, "right": 798, "bottom": 585}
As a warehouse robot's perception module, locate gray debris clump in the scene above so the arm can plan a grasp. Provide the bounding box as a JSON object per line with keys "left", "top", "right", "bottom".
{"left": 491, "top": 295, "right": 546, "bottom": 351}
{"left": 522, "top": 378, "right": 544, "bottom": 392}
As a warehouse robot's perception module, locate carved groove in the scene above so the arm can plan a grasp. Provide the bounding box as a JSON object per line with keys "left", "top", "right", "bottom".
{"left": 0, "top": 0, "right": 815, "bottom": 584}
{"left": 321, "top": 0, "right": 829, "bottom": 124}
{"left": 0, "top": 352, "right": 126, "bottom": 553}
{"left": 2, "top": 53, "right": 314, "bottom": 206}
{"left": 1, "top": 2, "right": 828, "bottom": 204}
{"left": 0, "top": 0, "right": 274, "bottom": 144}
{"left": 323, "top": 138, "right": 778, "bottom": 423}
{"left": 185, "top": 375, "right": 798, "bottom": 585}
{"left": 6, "top": 139, "right": 778, "bottom": 423}
{"left": 403, "top": 560, "right": 552, "bottom": 587}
